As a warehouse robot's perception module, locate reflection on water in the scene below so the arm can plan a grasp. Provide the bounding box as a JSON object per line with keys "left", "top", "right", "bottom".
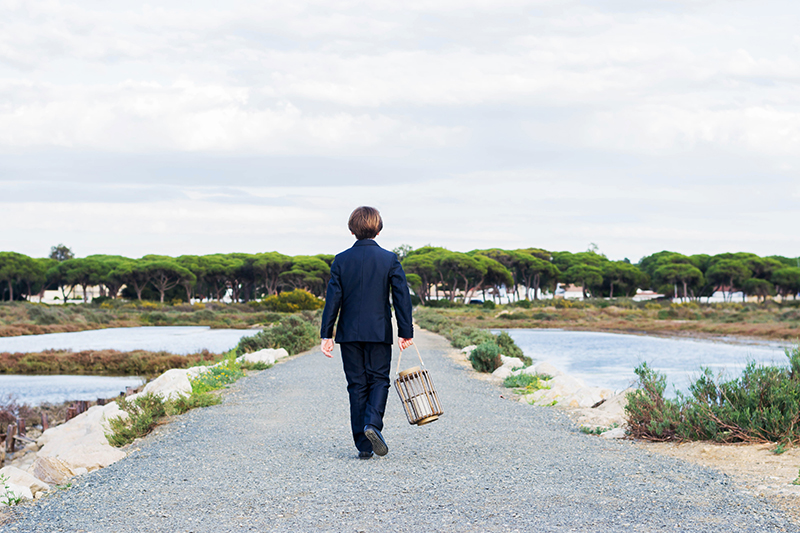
{"left": 500, "top": 329, "right": 791, "bottom": 394}
{"left": 0, "top": 326, "right": 259, "bottom": 355}
{"left": 0, "top": 374, "right": 145, "bottom": 406}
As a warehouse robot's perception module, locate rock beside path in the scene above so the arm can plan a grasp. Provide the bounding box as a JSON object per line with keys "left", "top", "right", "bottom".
{"left": 235, "top": 347, "right": 289, "bottom": 366}
{"left": 36, "top": 403, "right": 127, "bottom": 473}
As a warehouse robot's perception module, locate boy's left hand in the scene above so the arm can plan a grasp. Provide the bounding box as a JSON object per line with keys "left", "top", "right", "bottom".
{"left": 321, "top": 338, "right": 334, "bottom": 358}
{"left": 399, "top": 338, "right": 413, "bottom": 351}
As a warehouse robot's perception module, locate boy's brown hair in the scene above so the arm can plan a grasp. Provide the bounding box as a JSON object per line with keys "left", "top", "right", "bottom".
{"left": 348, "top": 206, "right": 383, "bottom": 240}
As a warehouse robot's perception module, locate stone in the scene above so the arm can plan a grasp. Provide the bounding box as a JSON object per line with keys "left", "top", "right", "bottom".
{"left": 235, "top": 348, "right": 289, "bottom": 366}
{"left": 492, "top": 365, "right": 515, "bottom": 380}
{"left": 460, "top": 345, "right": 477, "bottom": 358}
{"left": 557, "top": 387, "right": 613, "bottom": 409}
{"left": 500, "top": 355, "right": 524, "bottom": 368}
{"left": 36, "top": 403, "right": 127, "bottom": 473}
{"left": 530, "top": 361, "right": 563, "bottom": 377}
{"left": 29, "top": 456, "right": 73, "bottom": 486}
{"left": 601, "top": 427, "right": 627, "bottom": 439}
{"left": 137, "top": 368, "right": 193, "bottom": 401}
{"left": 34, "top": 491, "right": 44, "bottom": 499}
{"left": 0, "top": 465, "right": 50, "bottom": 494}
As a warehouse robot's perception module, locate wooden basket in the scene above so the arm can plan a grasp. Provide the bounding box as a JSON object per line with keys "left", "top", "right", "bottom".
{"left": 394, "top": 344, "right": 443, "bottom": 426}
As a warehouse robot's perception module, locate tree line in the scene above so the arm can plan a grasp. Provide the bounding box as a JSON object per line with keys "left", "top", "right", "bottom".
{"left": 0, "top": 247, "right": 333, "bottom": 303}
{"left": 400, "top": 247, "right": 800, "bottom": 303}
{"left": 1, "top": 245, "right": 799, "bottom": 303}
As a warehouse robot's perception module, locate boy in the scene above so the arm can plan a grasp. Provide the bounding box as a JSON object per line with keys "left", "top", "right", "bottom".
{"left": 320, "top": 206, "right": 414, "bottom": 459}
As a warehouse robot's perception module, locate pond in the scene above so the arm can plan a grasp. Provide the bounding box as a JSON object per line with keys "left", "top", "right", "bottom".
{"left": 0, "top": 326, "right": 261, "bottom": 406}
{"left": 0, "top": 326, "right": 260, "bottom": 355}
{"left": 1, "top": 375, "right": 146, "bottom": 406}
{"left": 500, "top": 329, "right": 792, "bottom": 395}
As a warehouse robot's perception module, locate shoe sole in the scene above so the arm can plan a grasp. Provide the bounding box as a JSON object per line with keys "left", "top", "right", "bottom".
{"left": 364, "top": 428, "right": 388, "bottom": 456}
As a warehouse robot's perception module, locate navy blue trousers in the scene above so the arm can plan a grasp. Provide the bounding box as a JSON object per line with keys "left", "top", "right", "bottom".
{"left": 339, "top": 342, "right": 392, "bottom": 452}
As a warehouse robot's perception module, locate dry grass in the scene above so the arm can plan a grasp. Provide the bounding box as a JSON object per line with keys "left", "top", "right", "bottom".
{"left": 437, "top": 303, "right": 800, "bottom": 341}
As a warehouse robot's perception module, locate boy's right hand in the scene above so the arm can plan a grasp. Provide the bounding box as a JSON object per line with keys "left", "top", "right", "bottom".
{"left": 321, "top": 338, "right": 334, "bottom": 358}
{"left": 399, "top": 338, "right": 413, "bottom": 351}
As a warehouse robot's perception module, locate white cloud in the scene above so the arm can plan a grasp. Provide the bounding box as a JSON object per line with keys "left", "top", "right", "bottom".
{"left": 1, "top": 0, "right": 798, "bottom": 259}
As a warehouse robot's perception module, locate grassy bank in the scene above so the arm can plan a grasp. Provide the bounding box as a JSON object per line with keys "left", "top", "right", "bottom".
{"left": 0, "top": 292, "right": 321, "bottom": 338}
{"left": 0, "top": 349, "right": 221, "bottom": 376}
{"left": 415, "top": 299, "right": 800, "bottom": 341}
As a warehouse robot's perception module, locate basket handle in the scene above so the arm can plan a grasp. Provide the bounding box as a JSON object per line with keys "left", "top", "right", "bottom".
{"left": 396, "top": 342, "right": 425, "bottom": 375}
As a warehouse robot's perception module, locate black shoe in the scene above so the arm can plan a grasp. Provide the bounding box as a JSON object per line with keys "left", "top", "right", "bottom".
{"left": 364, "top": 425, "right": 388, "bottom": 456}
{"left": 358, "top": 450, "right": 373, "bottom": 460}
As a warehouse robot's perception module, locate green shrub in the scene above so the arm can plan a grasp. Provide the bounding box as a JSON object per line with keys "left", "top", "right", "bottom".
{"left": 512, "top": 299, "right": 533, "bottom": 309}
{"left": 240, "top": 361, "right": 272, "bottom": 371}
{"left": 166, "top": 391, "right": 221, "bottom": 415}
{"left": 482, "top": 300, "right": 496, "bottom": 310}
{"left": 469, "top": 342, "right": 502, "bottom": 373}
{"left": 625, "top": 363, "right": 681, "bottom": 441}
{"left": 503, "top": 373, "right": 549, "bottom": 392}
{"left": 236, "top": 314, "right": 318, "bottom": 355}
{"left": 27, "top": 305, "right": 65, "bottom": 325}
{"left": 627, "top": 346, "right": 800, "bottom": 444}
{"left": 449, "top": 326, "right": 495, "bottom": 349}
{"left": 190, "top": 357, "right": 244, "bottom": 394}
{"left": 105, "top": 393, "right": 167, "bottom": 447}
{"left": 258, "top": 289, "right": 324, "bottom": 312}
{"left": 495, "top": 331, "right": 529, "bottom": 365}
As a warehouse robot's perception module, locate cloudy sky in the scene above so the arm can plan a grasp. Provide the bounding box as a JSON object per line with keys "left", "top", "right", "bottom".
{"left": 1, "top": 0, "right": 798, "bottom": 262}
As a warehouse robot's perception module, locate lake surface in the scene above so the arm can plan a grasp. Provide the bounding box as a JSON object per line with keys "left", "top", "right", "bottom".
{"left": 1, "top": 375, "right": 145, "bottom": 405}
{"left": 500, "top": 329, "right": 792, "bottom": 395}
{"left": 0, "top": 326, "right": 260, "bottom": 405}
{"left": 0, "top": 326, "right": 259, "bottom": 355}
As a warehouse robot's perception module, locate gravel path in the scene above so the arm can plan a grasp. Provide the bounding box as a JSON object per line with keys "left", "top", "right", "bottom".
{"left": 7, "top": 329, "right": 795, "bottom": 532}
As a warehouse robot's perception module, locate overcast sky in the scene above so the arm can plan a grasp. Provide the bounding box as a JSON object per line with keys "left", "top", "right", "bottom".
{"left": 1, "top": 0, "right": 798, "bottom": 262}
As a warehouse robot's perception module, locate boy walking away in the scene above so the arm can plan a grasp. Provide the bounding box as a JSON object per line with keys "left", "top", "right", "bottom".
{"left": 320, "top": 206, "right": 414, "bottom": 459}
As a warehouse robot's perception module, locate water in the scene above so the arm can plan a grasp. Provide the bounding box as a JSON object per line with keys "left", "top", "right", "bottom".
{"left": 0, "top": 326, "right": 260, "bottom": 405}
{"left": 1, "top": 375, "right": 145, "bottom": 405}
{"left": 499, "top": 329, "right": 792, "bottom": 394}
{"left": 0, "top": 326, "right": 259, "bottom": 355}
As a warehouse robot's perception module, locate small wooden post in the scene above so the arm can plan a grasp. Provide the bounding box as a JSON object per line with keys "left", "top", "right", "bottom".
{"left": 79, "top": 400, "right": 88, "bottom": 413}
{"left": 97, "top": 398, "right": 105, "bottom": 406}
{"left": 5, "top": 424, "right": 15, "bottom": 454}
{"left": 125, "top": 386, "right": 134, "bottom": 396}
{"left": 66, "top": 406, "right": 78, "bottom": 421}
{"left": 15, "top": 418, "right": 25, "bottom": 436}
{"left": 41, "top": 413, "right": 49, "bottom": 431}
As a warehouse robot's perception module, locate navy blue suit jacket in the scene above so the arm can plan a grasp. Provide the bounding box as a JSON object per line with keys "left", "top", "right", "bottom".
{"left": 320, "top": 239, "right": 414, "bottom": 344}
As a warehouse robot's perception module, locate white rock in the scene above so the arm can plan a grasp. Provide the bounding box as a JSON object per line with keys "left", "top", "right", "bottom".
{"left": 492, "top": 365, "right": 515, "bottom": 379}
{"left": 138, "top": 368, "right": 192, "bottom": 401}
{"left": 530, "top": 361, "right": 563, "bottom": 377}
{"left": 29, "top": 456, "right": 73, "bottom": 486}
{"left": 186, "top": 366, "right": 209, "bottom": 379}
{"left": 460, "top": 345, "right": 477, "bottom": 355}
{"left": 36, "top": 403, "right": 126, "bottom": 473}
{"left": 72, "top": 467, "right": 88, "bottom": 476}
{"left": 601, "top": 427, "right": 627, "bottom": 439}
{"left": 558, "top": 387, "right": 613, "bottom": 409}
{"left": 500, "top": 355, "right": 524, "bottom": 368}
{"left": 235, "top": 348, "right": 288, "bottom": 366}
{"left": 1, "top": 483, "right": 33, "bottom": 503}
{"left": 0, "top": 465, "right": 49, "bottom": 494}
{"left": 34, "top": 491, "right": 44, "bottom": 499}
{"left": 595, "top": 388, "right": 635, "bottom": 417}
